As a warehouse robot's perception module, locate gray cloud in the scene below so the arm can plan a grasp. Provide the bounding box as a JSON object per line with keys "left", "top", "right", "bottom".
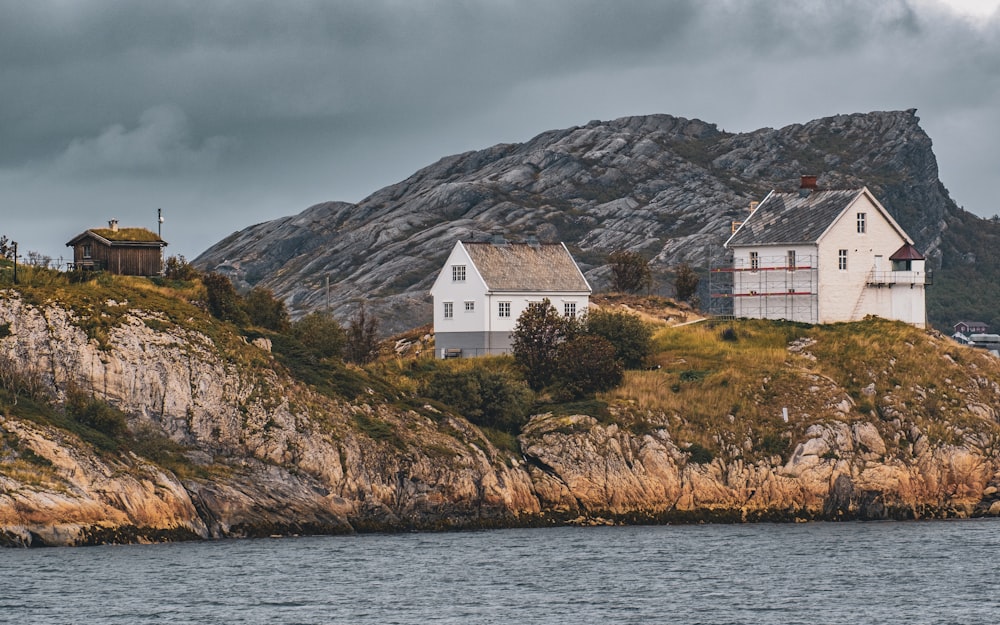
{"left": 1, "top": 0, "right": 999, "bottom": 261}
{"left": 51, "top": 105, "right": 231, "bottom": 175}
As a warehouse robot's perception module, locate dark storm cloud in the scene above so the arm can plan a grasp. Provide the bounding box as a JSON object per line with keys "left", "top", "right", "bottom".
{"left": 1, "top": 0, "right": 998, "bottom": 260}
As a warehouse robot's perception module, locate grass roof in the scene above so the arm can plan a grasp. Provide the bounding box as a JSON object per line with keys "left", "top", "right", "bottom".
{"left": 90, "top": 228, "right": 163, "bottom": 243}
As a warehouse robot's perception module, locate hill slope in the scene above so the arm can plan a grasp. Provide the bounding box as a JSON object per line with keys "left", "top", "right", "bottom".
{"left": 194, "top": 109, "right": 1000, "bottom": 333}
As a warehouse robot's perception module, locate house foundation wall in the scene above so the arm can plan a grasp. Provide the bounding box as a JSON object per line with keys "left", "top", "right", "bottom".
{"left": 434, "top": 331, "right": 512, "bottom": 358}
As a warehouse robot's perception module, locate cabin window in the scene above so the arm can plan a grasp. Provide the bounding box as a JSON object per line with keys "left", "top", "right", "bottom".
{"left": 857, "top": 212, "right": 866, "bottom": 234}
{"left": 787, "top": 250, "right": 796, "bottom": 272}
{"left": 82, "top": 243, "right": 92, "bottom": 259}
{"left": 498, "top": 301, "right": 511, "bottom": 318}
{"left": 452, "top": 265, "right": 466, "bottom": 282}
{"left": 749, "top": 251, "right": 759, "bottom": 272}
{"left": 464, "top": 301, "right": 475, "bottom": 312}
{"left": 443, "top": 302, "right": 453, "bottom": 319}
{"left": 838, "top": 249, "right": 848, "bottom": 271}
{"left": 564, "top": 302, "right": 577, "bottom": 317}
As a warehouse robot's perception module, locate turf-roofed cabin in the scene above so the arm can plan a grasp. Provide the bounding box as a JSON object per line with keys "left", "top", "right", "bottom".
{"left": 66, "top": 220, "right": 167, "bottom": 276}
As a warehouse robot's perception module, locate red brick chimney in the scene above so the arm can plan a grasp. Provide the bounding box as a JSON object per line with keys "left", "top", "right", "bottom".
{"left": 800, "top": 175, "right": 818, "bottom": 190}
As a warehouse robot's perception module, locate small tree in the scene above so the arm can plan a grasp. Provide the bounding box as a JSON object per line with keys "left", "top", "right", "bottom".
{"left": 552, "top": 334, "right": 623, "bottom": 400}
{"left": 584, "top": 308, "right": 652, "bottom": 369}
{"left": 0, "top": 236, "right": 12, "bottom": 261}
{"left": 243, "top": 287, "right": 290, "bottom": 332}
{"left": 511, "top": 299, "right": 572, "bottom": 390}
{"left": 164, "top": 255, "right": 200, "bottom": 281}
{"left": 608, "top": 250, "right": 652, "bottom": 293}
{"left": 290, "top": 311, "right": 346, "bottom": 361}
{"left": 345, "top": 304, "right": 380, "bottom": 364}
{"left": 673, "top": 263, "right": 700, "bottom": 302}
{"left": 202, "top": 272, "right": 249, "bottom": 325}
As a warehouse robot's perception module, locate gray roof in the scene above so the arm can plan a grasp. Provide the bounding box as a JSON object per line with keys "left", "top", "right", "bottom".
{"left": 464, "top": 242, "right": 591, "bottom": 293}
{"left": 726, "top": 189, "right": 864, "bottom": 246}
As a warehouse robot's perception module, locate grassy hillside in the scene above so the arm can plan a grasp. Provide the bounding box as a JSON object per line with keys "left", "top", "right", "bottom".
{"left": 4, "top": 265, "right": 998, "bottom": 476}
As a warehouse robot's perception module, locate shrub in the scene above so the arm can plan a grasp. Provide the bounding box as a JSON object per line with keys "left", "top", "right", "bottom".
{"left": 424, "top": 366, "right": 534, "bottom": 432}
{"left": 344, "top": 304, "right": 380, "bottom": 364}
{"left": 608, "top": 250, "right": 652, "bottom": 293}
{"left": 673, "top": 263, "right": 700, "bottom": 302}
{"left": 584, "top": 308, "right": 652, "bottom": 369}
{"left": 202, "top": 272, "right": 248, "bottom": 325}
{"left": 290, "top": 311, "right": 346, "bottom": 362}
{"left": 65, "top": 390, "right": 128, "bottom": 439}
{"left": 551, "top": 335, "right": 623, "bottom": 400}
{"left": 164, "top": 256, "right": 200, "bottom": 281}
{"left": 511, "top": 299, "right": 573, "bottom": 390}
{"left": 243, "top": 287, "right": 290, "bottom": 332}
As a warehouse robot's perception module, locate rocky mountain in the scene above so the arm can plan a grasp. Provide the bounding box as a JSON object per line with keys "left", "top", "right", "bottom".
{"left": 4, "top": 282, "right": 1000, "bottom": 546}
{"left": 194, "top": 109, "right": 1000, "bottom": 334}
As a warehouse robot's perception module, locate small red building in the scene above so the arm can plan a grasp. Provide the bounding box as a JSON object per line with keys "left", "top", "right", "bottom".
{"left": 66, "top": 220, "right": 167, "bottom": 276}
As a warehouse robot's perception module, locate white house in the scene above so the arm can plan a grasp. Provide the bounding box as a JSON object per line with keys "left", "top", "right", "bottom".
{"left": 430, "top": 240, "right": 592, "bottom": 357}
{"left": 723, "top": 177, "right": 927, "bottom": 327}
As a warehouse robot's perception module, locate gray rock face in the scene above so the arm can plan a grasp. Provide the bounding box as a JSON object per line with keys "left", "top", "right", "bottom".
{"left": 195, "top": 110, "right": 965, "bottom": 334}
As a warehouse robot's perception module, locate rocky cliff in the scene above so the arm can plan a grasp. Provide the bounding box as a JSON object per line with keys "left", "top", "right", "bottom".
{"left": 3, "top": 285, "right": 1000, "bottom": 546}
{"left": 193, "top": 109, "right": 999, "bottom": 333}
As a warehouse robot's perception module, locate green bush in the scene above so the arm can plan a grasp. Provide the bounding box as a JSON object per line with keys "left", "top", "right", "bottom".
{"left": 164, "top": 256, "right": 200, "bottom": 281}
{"left": 290, "top": 311, "right": 345, "bottom": 361}
{"left": 584, "top": 308, "right": 652, "bottom": 369}
{"left": 425, "top": 366, "right": 534, "bottom": 432}
{"left": 202, "top": 272, "right": 249, "bottom": 325}
{"left": 65, "top": 390, "right": 128, "bottom": 439}
{"left": 511, "top": 299, "right": 573, "bottom": 390}
{"left": 551, "top": 335, "right": 623, "bottom": 400}
{"left": 608, "top": 250, "right": 652, "bottom": 293}
{"left": 243, "top": 287, "right": 290, "bottom": 332}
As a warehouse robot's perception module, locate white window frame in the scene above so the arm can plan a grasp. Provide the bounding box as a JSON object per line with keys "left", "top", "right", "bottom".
{"left": 564, "top": 302, "right": 577, "bottom": 317}
{"left": 498, "top": 301, "right": 511, "bottom": 318}
{"left": 464, "top": 301, "right": 475, "bottom": 312}
{"left": 838, "top": 249, "right": 848, "bottom": 271}
{"left": 750, "top": 251, "right": 759, "bottom": 272}
{"left": 443, "top": 301, "right": 454, "bottom": 319}
{"left": 787, "top": 250, "right": 796, "bottom": 272}
{"left": 452, "top": 265, "right": 466, "bottom": 282}
{"left": 857, "top": 212, "right": 866, "bottom": 234}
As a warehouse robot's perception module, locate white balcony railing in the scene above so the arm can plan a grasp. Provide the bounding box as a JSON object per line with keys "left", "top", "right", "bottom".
{"left": 866, "top": 270, "right": 926, "bottom": 286}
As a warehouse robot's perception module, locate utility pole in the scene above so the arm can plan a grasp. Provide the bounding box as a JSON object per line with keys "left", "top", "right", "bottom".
{"left": 11, "top": 241, "right": 17, "bottom": 284}
{"left": 158, "top": 208, "right": 164, "bottom": 239}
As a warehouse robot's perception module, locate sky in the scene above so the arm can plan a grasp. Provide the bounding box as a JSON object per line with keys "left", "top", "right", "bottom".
{"left": 2, "top": 0, "right": 999, "bottom": 263}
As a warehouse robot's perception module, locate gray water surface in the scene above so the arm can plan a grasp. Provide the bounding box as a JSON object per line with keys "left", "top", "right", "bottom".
{"left": 2, "top": 520, "right": 997, "bottom": 624}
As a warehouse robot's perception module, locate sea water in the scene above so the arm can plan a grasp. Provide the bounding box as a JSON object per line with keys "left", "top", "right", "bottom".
{"left": 2, "top": 520, "right": 997, "bottom": 624}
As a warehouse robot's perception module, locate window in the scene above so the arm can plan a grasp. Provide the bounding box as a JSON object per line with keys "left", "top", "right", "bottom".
{"left": 787, "top": 250, "right": 796, "bottom": 272}
{"left": 443, "top": 302, "right": 453, "bottom": 319}
{"left": 82, "top": 243, "right": 92, "bottom": 259}
{"left": 750, "top": 251, "right": 759, "bottom": 272}
{"left": 838, "top": 249, "right": 848, "bottom": 271}
{"left": 452, "top": 265, "right": 466, "bottom": 282}
{"left": 564, "top": 302, "right": 577, "bottom": 317}
{"left": 464, "top": 301, "right": 475, "bottom": 312}
{"left": 857, "top": 212, "right": 866, "bottom": 234}
{"left": 498, "top": 301, "right": 511, "bottom": 318}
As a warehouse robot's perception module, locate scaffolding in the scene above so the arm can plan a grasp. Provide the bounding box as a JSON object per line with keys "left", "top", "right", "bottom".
{"left": 709, "top": 253, "right": 819, "bottom": 323}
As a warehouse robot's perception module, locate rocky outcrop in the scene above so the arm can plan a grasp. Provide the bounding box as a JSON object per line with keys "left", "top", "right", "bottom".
{"left": 3, "top": 292, "right": 1000, "bottom": 546}
{"left": 193, "top": 109, "right": 989, "bottom": 333}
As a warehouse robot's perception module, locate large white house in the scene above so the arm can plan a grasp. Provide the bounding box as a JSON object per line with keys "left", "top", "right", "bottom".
{"left": 723, "top": 177, "right": 927, "bottom": 327}
{"left": 430, "top": 240, "right": 592, "bottom": 357}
